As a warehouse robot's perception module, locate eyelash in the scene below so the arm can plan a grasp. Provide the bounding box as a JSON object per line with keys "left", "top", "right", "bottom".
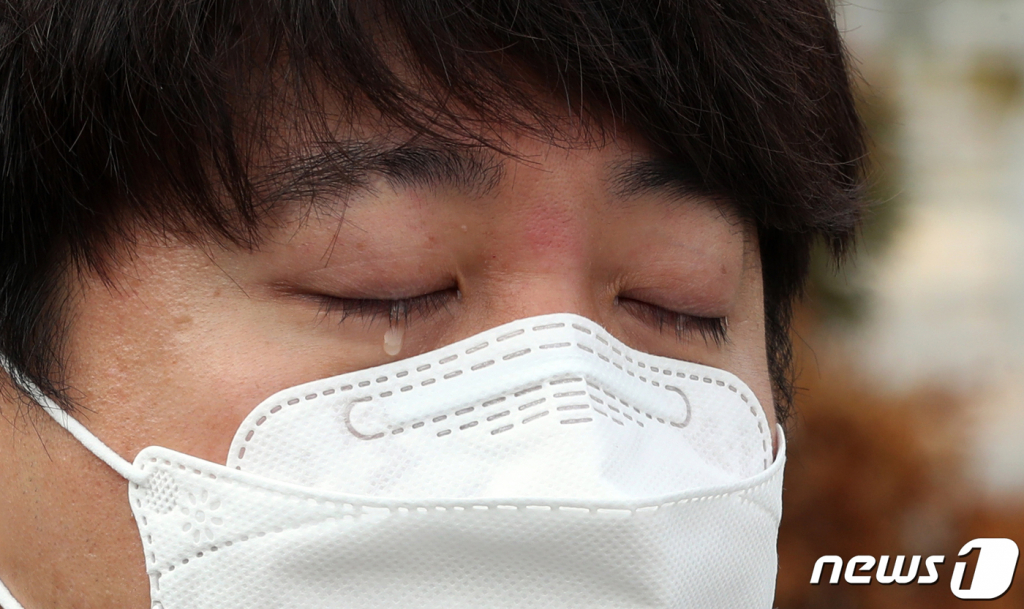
{"left": 315, "top": 290, "right": 727, "bottom": 346}
{"left": 315, "top": 289, "right": 459, "bottom": 326}
{"left": 615, "top": 297, "right": 729, "bottom": 347}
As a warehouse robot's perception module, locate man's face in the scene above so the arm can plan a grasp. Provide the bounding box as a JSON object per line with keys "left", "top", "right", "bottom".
{"left": 0, "top": 126, "right": 772, "bottom": 607}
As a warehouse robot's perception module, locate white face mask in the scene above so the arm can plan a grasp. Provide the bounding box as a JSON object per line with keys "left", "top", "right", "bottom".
{"left": 0, "top": 313, "right": 785, "bottom": 609}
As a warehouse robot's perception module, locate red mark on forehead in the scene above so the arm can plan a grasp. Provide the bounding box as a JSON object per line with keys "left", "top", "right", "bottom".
{"left": 513, "top": 200, "right": 590, "bottom": 269}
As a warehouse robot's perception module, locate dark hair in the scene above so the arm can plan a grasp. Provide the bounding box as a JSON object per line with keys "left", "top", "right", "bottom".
{"left": 0, "top": 0, "right": 864, "bottom": 425}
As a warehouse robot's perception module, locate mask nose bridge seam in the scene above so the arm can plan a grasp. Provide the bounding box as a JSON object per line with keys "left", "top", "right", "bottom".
{"left": 341, "top": 374, "right": 688, "bottom": 441}
{"left": 232, "top": 316, "right": 771, "bottom": 472}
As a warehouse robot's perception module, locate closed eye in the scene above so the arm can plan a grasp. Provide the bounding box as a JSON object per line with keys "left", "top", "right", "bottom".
{"left": 615, "top": 297, "right": 728, "bottom": 346}
{"left": 313, "top": 288, "right": 460, "bottom": 326}
{"left": 309, "top": 288, "right": 726, "bottom": 346}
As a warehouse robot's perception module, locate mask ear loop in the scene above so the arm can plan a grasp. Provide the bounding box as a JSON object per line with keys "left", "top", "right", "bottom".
{"left": 1, "top": 359, "right": 149, "bottom": 486}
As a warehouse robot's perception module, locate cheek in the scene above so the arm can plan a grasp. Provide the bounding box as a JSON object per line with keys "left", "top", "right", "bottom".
{"left": 725, "top": 252, "right": 776, "bottom": 435}
{"left": 64, "top": 247, "right": 354, "bottom": 465}
{"left": 0, "top": 409, "right": 151, "bottom": 609}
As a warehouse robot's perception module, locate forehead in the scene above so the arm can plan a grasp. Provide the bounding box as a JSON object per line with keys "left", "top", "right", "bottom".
{"left": 247, "top": 128, "right": 754, "bottom": 321}
{"left": 246, "top": 95, "right": 738, "bottom": 227}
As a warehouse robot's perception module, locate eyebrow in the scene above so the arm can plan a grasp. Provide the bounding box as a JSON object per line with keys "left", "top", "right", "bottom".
{"left": 256, "top": 139, "right": 708, "bottom": 209}
{"left": 608, "top": 157, "right": 710, "bottom": 202}
{"left": 255, "top": 140, "right": 504, "bottom": 207}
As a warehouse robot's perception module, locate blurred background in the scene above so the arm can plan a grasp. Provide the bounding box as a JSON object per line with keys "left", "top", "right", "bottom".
{"left": 775, "top": 1, "right": 1024, "bottom": 607}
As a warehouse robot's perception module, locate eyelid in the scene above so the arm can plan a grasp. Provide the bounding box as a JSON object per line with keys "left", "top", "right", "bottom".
{"left": 314, "top": 288, "right": 459, "bottom": 326}
{"left": 311, "top": 289, "right": 726, "bottom": 345}
{"left": 616, "top": 297, "right": 729, "bottom": 347}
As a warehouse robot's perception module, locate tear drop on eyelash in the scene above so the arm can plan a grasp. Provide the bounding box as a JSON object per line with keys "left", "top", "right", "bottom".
{"left": 383, "top": 327, "right": 404, "bottom": 356}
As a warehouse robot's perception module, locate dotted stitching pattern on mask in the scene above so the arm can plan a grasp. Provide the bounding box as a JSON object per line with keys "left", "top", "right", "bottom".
{"left": 233, "top": 320, "right": 772, "bottom": 471}
{"left": 123, "top": 315, "right": 781, "bottom": 598}
{"left": 131, "top": 451, "right": 785, "bottom": 576}
{"left": 337, "top": 375, "right": 690, "bottom": 441}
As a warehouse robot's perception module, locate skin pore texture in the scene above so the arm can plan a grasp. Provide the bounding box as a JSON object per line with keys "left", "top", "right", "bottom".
{"left": 0, "top": 128, "right": 773, "bottom": 608}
